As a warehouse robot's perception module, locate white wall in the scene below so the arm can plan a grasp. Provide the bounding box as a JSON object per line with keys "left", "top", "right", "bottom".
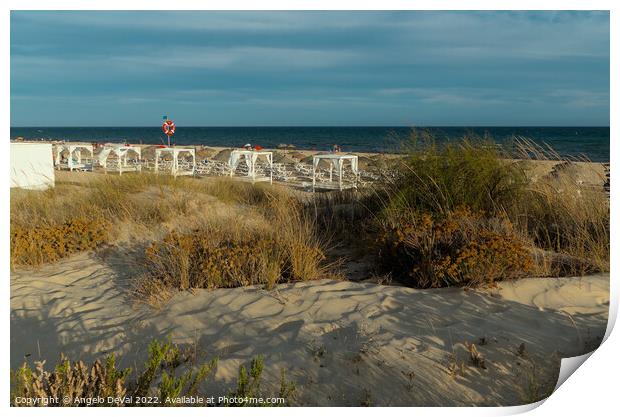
{"left": 10, "top": 142, "right": 55, "bottom": 190}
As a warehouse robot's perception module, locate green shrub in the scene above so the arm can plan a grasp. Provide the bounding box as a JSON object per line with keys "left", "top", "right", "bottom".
{"left": 223, "top": 356, "right": 296, "bottom": 407}
{"left": 11, "top": 354, "right": 130, "bottom": 407}
{"left": 229, "top": 356, "right": 265, "bottom": 402}
{"left": 11, "top": 338, "right": 290, "bottom": 407}
{"left": 158, "top": 363, "right": 217, "bottom": 406}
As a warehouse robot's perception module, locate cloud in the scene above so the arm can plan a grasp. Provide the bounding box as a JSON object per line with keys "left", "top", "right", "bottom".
{"left": 546, "top": 89, "right": 610, "bottom": 108}
{"left": 10, "top": 11, "right": 610, "bottom": 126}
{"left": 110, "top": 46, "right": 362, "bottom": 70}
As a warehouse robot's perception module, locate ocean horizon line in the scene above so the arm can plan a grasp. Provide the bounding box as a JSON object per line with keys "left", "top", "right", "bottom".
{"left": 10, "top": 125, "right": 610, "bottom": 161}
{"left": 10, "top": 125, "right": 611, "bottom": 129}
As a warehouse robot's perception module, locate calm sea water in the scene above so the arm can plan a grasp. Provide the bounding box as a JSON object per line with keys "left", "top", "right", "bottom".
{"left": 10, "top": 126, "right": 610, "bottom": 162}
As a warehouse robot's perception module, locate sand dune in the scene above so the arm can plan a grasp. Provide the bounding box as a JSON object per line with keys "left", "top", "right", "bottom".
{"left": 11, "top": 253, "right": 608, "bottom": 406}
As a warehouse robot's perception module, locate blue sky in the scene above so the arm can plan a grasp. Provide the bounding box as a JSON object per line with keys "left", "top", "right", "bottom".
{"left": 10, "top": 11, "right": 609, "bottom": 126}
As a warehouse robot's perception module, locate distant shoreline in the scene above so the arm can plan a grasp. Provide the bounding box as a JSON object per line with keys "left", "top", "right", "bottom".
{"left": 10, "top": 125, "right": 610, "bottom": 162}
{"left": 9, "top": 125, "right": 611, "bottom": 128}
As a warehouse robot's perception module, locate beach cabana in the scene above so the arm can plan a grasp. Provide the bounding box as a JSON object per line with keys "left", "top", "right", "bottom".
{"left": 155, "top": 147, "right": 196, "bottom": 177}
{"left": 99, "top": 144, "right": 142, "bottom": 175}
{"left": 312, "top": 154, "right": 359, "bottom": 191}
{"left": 54, "top": 143, "right": 94, "bottom": 171}
{"left": 229, "top": 150, "right": 273, "bottom": 183}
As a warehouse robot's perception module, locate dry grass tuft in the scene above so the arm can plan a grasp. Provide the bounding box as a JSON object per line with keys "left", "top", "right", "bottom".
{"left": 513, "top": 176, "right": 609, "bottom": 275}
{"left": 136, "top": 196, "right": 332, "bottom": 300}
{"left": 464, "top": 341, "right": 487, "bottom": 369}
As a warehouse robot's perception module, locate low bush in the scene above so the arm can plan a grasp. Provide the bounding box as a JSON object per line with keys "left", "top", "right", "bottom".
{"left": 11, "top": 218, "right": 109, "bottom": 267}
{"left": 142, "top": 224, "right": 326, "bottom": 293}
{"left": 134, "top": 184, "right": 331, "bottom": 298}
{"left": 377, "top": 207, "right": 533, "bottom": 288}
{"left": 10, "top": 174, "right": 192, "bottom": 268}
{"left": 10, "top": 174, "right": 322, "bottom": 273}
{"left": 145, "top": 231, "right": 286, "bottom": 290}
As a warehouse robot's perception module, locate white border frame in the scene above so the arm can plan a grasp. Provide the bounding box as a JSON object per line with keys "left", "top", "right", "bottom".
{"left": 2, "top": 3, "right": 616, "bottom": 416}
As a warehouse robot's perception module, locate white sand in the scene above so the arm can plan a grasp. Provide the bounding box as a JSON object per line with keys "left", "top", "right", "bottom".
{"left": 11, "top": 253, "right": 608, "bottom": 406}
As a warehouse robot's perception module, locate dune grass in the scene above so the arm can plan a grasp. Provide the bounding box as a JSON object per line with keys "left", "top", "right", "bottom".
{"left": 394, "top": 133, "right": 608, "bottom": 282}
{"left": 137, "top": 205, "right": 329, "bottom": 297}
{"left": 11, "top": 174, "right": 190, "bottom": 229}
{"left": 308, "top": 131, "right": 609, "bottom": 287}
{"left": 391, "top": 132, "right": 529, "bottom": 215}
{"left": 11, "top": 173, "right": 332, "bottom": 299}
{"left": 131, "top": 179, "right": 332, "bottom": 302}
{"left": 11, "top": 174, "right": 192, "bottom": 267}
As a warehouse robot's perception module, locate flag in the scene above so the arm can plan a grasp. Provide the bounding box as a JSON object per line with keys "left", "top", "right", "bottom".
{"left": 162, "top": 115, "right": 168, "bottom": 120}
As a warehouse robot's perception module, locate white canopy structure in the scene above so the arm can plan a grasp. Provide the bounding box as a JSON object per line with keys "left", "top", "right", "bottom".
{"left": 229, "top": 150, "right": 273, "bottom": 183}
{"left": 155, "top": 147, "right": 196, "bottom": 177}
{"left": 312, "top": 154, "right": 359, "bottom": 191}
{"left": 99, "top": 144, "right": 142, "bottom": 175}
{"left": 54, "top": 143, "right": 94, "bottom": 171}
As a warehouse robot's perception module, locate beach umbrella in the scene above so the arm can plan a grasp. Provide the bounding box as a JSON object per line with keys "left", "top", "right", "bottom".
{"left": 356, "top": 156, "right": 374, "bottom": 170}
{"left": 547, "top": 161, "right": 606, "bottom": 187}
{"left": 213, "top": 149, "right": 234, "bottom": 162}
{"left": 141, "top": 146, "right": 158, "bottom": 160}
{"left": 301, "top": 154, "right": 333, "bottom": 168}
{"left": 277, "top": 143, "right": 293, "bottom": 149}
{"left": 196, "top": 147, "right": 216, "bottom": 160}
{"left": 289, "top": 152, "right": 305, "bottom": 161}
{"left": 273, "top": 152, "right": 297, "bottom": 164}
{"left": 277, "top": 144, "right": 297, "bottom": 153}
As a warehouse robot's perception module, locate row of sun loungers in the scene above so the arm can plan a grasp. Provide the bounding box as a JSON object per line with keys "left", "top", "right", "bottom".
{"left": 160, "top": 158, "right": 375, "bottom": 189}
{"left": 56, "top": 154, "right": 383, "bottom": 190}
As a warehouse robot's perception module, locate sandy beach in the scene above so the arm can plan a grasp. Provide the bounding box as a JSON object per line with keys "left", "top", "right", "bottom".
{"left": 11, "top": 142, "right": 611, "bottom": 404}
{"left": 11, "top": 248, "right": 608, "bottom": 406}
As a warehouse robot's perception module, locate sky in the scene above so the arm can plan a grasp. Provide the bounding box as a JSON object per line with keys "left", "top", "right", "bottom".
{"left": 10, "top": 11, "right": 610, "bottom": 127}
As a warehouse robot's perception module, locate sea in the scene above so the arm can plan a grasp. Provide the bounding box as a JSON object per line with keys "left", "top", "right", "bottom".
{"left": 10, "top": 126, "right": 610, "bottom": 162}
